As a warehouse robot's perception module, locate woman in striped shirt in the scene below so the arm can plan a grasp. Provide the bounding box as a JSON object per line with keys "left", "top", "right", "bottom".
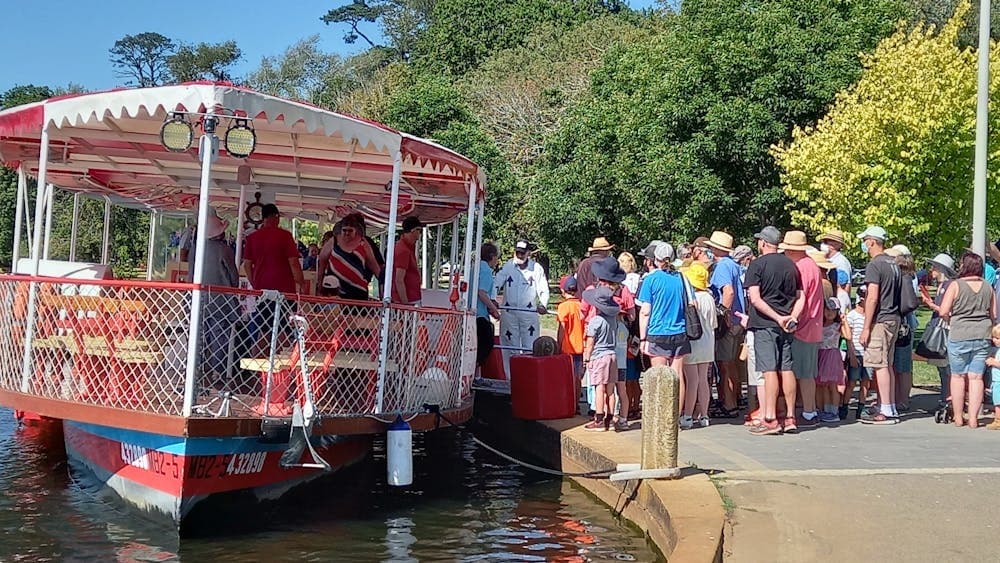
{"left": 318, "top": 213, "right": 381, "bottom": 300}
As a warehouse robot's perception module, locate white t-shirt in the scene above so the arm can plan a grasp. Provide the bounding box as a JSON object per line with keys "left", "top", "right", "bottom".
{"left": 846, "top": 309, "right": 865, "bottom": 355}
{"left": 685, "top": 290, "right": 718, "bottom": 365}
{"left": 616, "top": 320, "right": 629, "bottom": 370}
{"left": 623, "top": 272, "right": 641, "bottom": 296}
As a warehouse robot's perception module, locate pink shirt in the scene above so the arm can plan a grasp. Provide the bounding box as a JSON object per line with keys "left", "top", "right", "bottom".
{"left": 794, "top": 255, "right": 823, "bottom": 343}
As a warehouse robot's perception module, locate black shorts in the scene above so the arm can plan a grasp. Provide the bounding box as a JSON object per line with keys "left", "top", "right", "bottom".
{"left": 476, "top": 316, "right": 495, "bottom": 365}
{"left": 647, "top": 334, "right": 691, "bottom": 359}
{"left": 752, "top": 326, "right": 794, "bottom": 373}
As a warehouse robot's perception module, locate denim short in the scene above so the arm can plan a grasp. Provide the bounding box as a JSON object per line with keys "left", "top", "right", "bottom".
{"left": 947, "top": 338, "right": 990, "bottom": 376}
{"left": 647, "top": 334, "right": 691, "bottom": 359}
{"left": 625, "top": 358, "right": 640, "bottom": 381}
{"left": 892, "top": 343, "right": 913, "bottom": 374}
{"left": 847, "top": 356, "right": 872, "bottom": 381}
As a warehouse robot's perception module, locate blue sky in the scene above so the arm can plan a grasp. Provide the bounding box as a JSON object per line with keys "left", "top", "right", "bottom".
{"left": 0, "top": 0, "right": 659, "bottom": 94}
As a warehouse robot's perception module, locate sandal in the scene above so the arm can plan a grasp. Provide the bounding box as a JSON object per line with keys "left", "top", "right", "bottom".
{"left": 709, "top": 404, "right": 740, "bottom": 419}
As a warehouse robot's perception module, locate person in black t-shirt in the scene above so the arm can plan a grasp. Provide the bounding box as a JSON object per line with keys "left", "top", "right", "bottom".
{"left": 745, "top": 226, "right": 803, "bottom": 436}
{"left": 857, "top": 226, "right": 902, "bottom": 425}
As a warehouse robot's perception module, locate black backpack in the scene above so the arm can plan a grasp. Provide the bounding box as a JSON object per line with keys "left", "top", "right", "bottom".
{"left": 899, "top": 273, "right": 918, "bottom": 316}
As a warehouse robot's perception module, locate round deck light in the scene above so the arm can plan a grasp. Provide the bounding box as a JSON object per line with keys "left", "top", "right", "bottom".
{"left": 225, "top": 119, "right": 256, "bottom": 158}
{"left": 160, "top": 113, "right": 193, "bottom": 152}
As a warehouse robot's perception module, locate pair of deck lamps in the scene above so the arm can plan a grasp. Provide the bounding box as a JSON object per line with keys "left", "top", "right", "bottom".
{"left": 159, "top": 112, "right": 257, "bottom": 158}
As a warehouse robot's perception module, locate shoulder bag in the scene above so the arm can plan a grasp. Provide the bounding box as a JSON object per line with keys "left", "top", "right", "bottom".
{"left": 915, "top": 316, "right": 948, "bottom": 360}
{"left": 681, "top": 275, "right": 704, "bottom": 340}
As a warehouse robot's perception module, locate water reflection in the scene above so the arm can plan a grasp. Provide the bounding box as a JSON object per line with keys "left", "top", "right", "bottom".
{"left": 0, "top": 409, "right": 660, "bottom": 561}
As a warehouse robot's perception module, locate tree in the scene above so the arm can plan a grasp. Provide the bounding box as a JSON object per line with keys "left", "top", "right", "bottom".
{"left": 322, "top": 0, "right": 436, "bottom": 60}
{"left": 526, "top": 0, "right": 910, "bottom": 262}
{"left": 167, "top": 41, "right": 242, "bottom": 82}
{"left": 322, "top": 0, "right": 386, "bottom": 47}
{"left": 109, "top": 32, "right": 176, "bottom": 87}
{"left": 774, "top": 1, "right": 1000, "bottom": 257}
{"left": 413, "top": 0, "right": 627, "bottom": 76}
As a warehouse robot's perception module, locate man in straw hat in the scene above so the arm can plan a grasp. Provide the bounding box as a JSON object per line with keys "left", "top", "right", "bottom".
{"left": 745, "top": 226, "right": 803, "bottom": 436}
{"left": 703, "top": 231, "right": 747, "bottom": 416}
{"left": 779, "top": 230, "right": 824, "bottom": 426}
{"left": 817, "top": 228, "right": 853, "bottom": 286}
{"left": 577, "top": 236, "right": 615, "bottom": 293}
{"left": 857, "top": 225, "right": 903, "bottom": 424}
{"left": 495, "top": 238, "right": 550, "bottom": 378}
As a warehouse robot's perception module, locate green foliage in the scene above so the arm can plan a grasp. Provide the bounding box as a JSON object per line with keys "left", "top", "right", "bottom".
{"left": 413, "top": 0, "right": 627, "bottom": 76}
{"left": 383, "top": 72, "right": 470, "bottom": 134}
{"left": 109, "top": 32, "right": 176, "bottom": 87}
{"left": 167, "top": 41, "right": 242, "bottom": 82}
{"left": 775, "top": 1, "right": 1000, "bottom": 257}
{"left": 527, "top": 0, "right": 909, "bottom": 262}
{"left": 322, "top": 0, "right": 386, "bottom": 47}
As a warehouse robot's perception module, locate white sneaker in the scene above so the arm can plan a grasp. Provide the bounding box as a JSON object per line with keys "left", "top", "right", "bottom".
{"left": 698, "top": 416, "right": 710, "bottom": 427}
{"left": 679, "top": 415, "right": 694, "bottom": 430}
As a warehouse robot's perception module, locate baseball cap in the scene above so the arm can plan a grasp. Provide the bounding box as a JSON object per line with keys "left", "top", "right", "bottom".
{"left": 836, "top": 269, "right": 849, "bottom": 285}
{"left": 401, "top": 216, "right": 424, "bottom": 232}
{"left": 642, "top": 240, "right": 663, "bottom": 261}
{"left": 857, "top": 226, "right": 887, "bottom": 242}
{"left": 754, "top": 226, "right": 781, "bottom": 246}
{"left": 560, "top": 275, "right": 578, "bottom": 293}
{"left": 653, "top": 242, "right": 674, "bottom": 262}
{"left": 515, "top": 239, "right": 530, "bottom": 252}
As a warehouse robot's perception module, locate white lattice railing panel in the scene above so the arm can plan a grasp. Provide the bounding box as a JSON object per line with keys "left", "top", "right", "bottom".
{"left": 0, "top": 276, "right": 472, "bottom": 420}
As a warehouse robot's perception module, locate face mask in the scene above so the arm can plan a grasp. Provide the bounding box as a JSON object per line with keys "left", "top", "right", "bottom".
{"left": 704, "top": 248, "right": 715, "bottom": 261}
{"left": 860, "top": 240, "right": 869, "bottom": 254}
{"left": 819, "top": 243, "right": 830, "bottom": 254}
{"left": 513, "top": 257, "right": 526, "bottom": 266}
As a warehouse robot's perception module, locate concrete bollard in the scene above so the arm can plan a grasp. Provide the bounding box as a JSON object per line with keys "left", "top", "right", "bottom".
{"left": 611, "top": 365, "right": 681, "bottom": 481}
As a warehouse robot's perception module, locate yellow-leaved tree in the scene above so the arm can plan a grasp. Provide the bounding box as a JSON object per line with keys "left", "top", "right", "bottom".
{"left": 773, "top": 1, "right": 1000, "bottom": 256}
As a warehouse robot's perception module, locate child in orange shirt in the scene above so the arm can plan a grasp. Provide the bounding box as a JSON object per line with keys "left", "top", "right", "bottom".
{"left": 556, "top": 276, "right": 586, "bottom": 412}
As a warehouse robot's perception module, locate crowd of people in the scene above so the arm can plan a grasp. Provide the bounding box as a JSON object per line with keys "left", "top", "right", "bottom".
{"left": 478, "top": 226, "right": 1000, "bottom": 433}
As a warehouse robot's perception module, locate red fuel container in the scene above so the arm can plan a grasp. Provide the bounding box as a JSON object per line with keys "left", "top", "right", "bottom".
{"left": 482, "top": 335, "right": 507, "bottom": 380}
{"left": 510, "top": 354, "right": 576, "bottom": 420}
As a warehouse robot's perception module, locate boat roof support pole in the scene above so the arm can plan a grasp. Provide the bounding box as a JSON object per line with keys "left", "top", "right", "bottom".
{"left": 421, "top": 226, "right": 429, "bottom": 289}
{"left": 433, "top": 224, "right": 443, "bottom": 290}
{"left": 12, "top": 166, "right": 25, "bottom": 268}
{"left": 19, "top": 125, "right": 50, "bottom": 393}
{"left": 42, "top": 184, "right": 54, "bottom": 260}
{"left": 183, "top": 131, "right": 218, "bottom": 417}
{"left": 146, "top": 210, "right": 157, "bottom": 281}
{"left": 470, "top": 195, "right": 485, "bottom": 307}
{"left": 234, "top": 183, "right": 248, "bottom": 267}
{"left": 101, "top": 197, "right": 112, "bottom": 264}
{"left": 375, "top": 151, "right": 403, "bottom": 414}
{"left": 69, "top": 193, "right": 80, "bottom": 262}
{"left": 460, "top": 179, "right": 476, "bottom": 311}
{"left": 450, "top": 217, "right": 459, "bottom": 287}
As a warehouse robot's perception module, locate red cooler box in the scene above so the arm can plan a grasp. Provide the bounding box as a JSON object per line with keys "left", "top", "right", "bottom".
{"left": 510, "top": 354, "right": 576, "bottom": 420}
{"left": 482, "top": 335, "right": 507, "bottom": 380}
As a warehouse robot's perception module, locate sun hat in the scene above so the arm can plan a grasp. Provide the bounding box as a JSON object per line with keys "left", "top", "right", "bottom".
{"left": 693, "top": 236, "right": 710, "bottom": 248}
{"left": 928, "top": 253, "right": 956, "bottom": 277}
{"left": 890, "top": 244, "right": 911, "bottom": 256}
{"left": 582, "top": 286, "right": 620, "bottom": 317}
{"left": 857, "top": 226, "right": 887, "bottom": 242}
{"left": 754, "top": 226, "right": 782, "bottom": 246}
{"left": 686, "top": 262, "right": 710, "bottom": 290}
{"left": 642, "top": 239, "right": 664, "bottom": 261}
{"left": 817, "top": 229, "right": 846, "bottom": 246}
{"left": 704, "top": 231, "right": 735, "bottom": 253}
{"left": 653, "top": 242, "right": 675, "bottom": 263}
{"left": 836, "top": 269, "right": 849, "bottom": 285}
{"left": 593, "top": 256, "right": 627, "bottom": 283}
{"left": 807, "top": 250, "right": 836, "bottom": 269}
{"left": 203, "top": 208, "right": 228, "bottom": 239}
{"left": 884, "top": 247, "right": 901, "bottom": 257}
{"left": 779, "top": 231, "right": 812, "bottom": 252}
{"left": 588, "top": 237, "right": 615, "bottom": 252}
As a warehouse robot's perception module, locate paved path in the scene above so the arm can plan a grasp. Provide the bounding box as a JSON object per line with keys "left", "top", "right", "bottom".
{"left": 666, "top": 389, "right": 1000, "bottom": 561}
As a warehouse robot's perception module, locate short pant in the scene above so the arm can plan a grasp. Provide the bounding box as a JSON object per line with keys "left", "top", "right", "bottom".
{"left": 948, "top": 338, "right": 990, "bottom": 377}
{"left": 647, "top": 334, "right": 691, "bottom": 359}
{"left": 791, "top": 337, "right": 819, "bottom": 379}
{"left": 847, "top": 356, "right": 872, "bottom": 381}
{"left": 892, "top": 342, "right": 913, "bottom": 374}
{"left": 625, "top": 358, "right": 640, "bottom": 381}
{"left": 863, "top": 319, "right": 899, "bottom": 369}
{"left": 716, "top": 324, "right": 745, "bottom": 362}
{"left": 753, "top": 326, "right": 794, "bottom": 373}
{"left": 745, "top": 330, "right": 765, "bottom": 386}
{"left": 617, "top": 368, "right": 627, "bottom": 382}
{"left": 587, "top": 354, "right": 616, "bottom": 386}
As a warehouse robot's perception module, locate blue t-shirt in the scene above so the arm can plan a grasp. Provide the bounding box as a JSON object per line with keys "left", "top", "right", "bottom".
{"left": 637, "top": 269, "right": 686, "bottom": 337}
{"left": 710, "top": 256, "right": 745, "bottom": 318}
{"left": 475, "top": 260, "right": 495, "bottom": 318}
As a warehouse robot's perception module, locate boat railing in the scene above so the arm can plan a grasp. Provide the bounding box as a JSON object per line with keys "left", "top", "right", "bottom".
{"left": 0, "top": 275, "right": 473, "bottom": 419}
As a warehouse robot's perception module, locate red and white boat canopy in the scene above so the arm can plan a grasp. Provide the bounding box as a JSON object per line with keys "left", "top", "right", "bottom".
{"left": 0, "top": 82, "right": 485, "bottom": 226}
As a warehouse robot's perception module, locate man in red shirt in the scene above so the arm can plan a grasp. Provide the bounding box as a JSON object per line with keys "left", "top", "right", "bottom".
{"left": 391, "top": 216, "right": 424, "bottom": 305}
{"left": 242, "top": 204, "right": 305, "bottom": 294}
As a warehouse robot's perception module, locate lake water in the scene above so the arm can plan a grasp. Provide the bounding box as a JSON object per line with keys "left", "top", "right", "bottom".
{"left": 0, "top": 409, "right": 661, "bottom": 561}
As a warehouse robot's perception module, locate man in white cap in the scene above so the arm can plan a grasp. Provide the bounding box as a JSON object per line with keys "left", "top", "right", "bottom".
{"left": 494, "top": 239, "right": 550, "bottom": 377}
{"left": 857, "top": 225, "right": 903, "bottom": 424}
{"left": 703, "top": 231, "right": 746, "bottom": 416}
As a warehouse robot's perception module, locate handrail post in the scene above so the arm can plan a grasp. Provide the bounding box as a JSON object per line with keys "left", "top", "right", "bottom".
{"left": 12, "top": 166, "right": 26, "bottom": 268}
{"left": 19, "top": 126, "right": 50, "bottom": 393}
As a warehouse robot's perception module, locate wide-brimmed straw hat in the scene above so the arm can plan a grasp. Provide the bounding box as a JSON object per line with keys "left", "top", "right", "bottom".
{"left": 203, "top": 208, "right": 228, "bottom": 239}
{"left": 928, "top": 253, "right": 956, "bottom": 277}
{"left": 593, "top": 256, "right": 627, "bottom": 283}
{"left": 704, "top": 231, "right": 735, "bottom": 254}
{"left": 807, "top": 250, "right": 836, "bottom": 270}
{"left": 588, "top": 237, "right": 615, "bottom": 252}
{"left": 582, "top": 286, "right": 620, "bottom": 317}
{"left": 816, "top": 229, "right": 846, "bottom": 246}
{"left": 778, "top": 230, "right": 811, "bottom": 252}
